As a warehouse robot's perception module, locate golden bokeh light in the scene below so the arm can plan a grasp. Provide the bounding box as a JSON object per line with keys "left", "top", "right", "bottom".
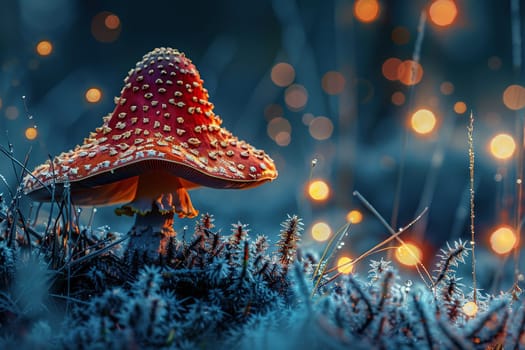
{"left": 308, "top": 179, "right": 330, "bottom": 201}
{"left": 346, "top": 210, "right": 363, "bottom": 224}
{"left": 502, "top": 84, "right": 525, "bottom": 110}
{"left": 36, "top": 40, "right": 53, "bottom": 56}
{"left": 454, "top": 101, "right": 467, "bottom": 114}
{"left": 397, "top": 60, "right": 423, "bottom": 86}
{"left": 92, "top": 11, "right": 121, "bottom": 43}
{"left": 353, "top": 0, "right": 380, "bottom": 23}
{"left": 490, "top": 226, "right": 517, "bottom": 255}
{"left": 410, "top": 109, "right": 437, "bottom": 135}
{"left": 440, "top": 81, "right": 454, "bottom": 95}
{"left": 271, "top": 62, "right": 295, "bottom": 87}
{"left": 391, "top": 26, "right": 410, "bottom": 45}
{"left": 25, "top": 127, "right": 38, "bottom": 140}
{"left": 337, "top": 257, "right": 354, "bottom": 274}
{"left": 309, "top": 116, "right": 334, "bottom": 140}
{"left": 391, "top": 91, "right": 406, "bottom": 106}
{"left": 489, "top": 134, "right": 516, "bottom": 160}
{"left": 311, "top": 222, "right": 332, "bottom": 242}
{"left": 275, "top": 131, "right": 291, "bottom": 146}
{"left": 395, "top": 243, "right": 423, "bottom": 267}
{"left": 322, "top": 71, "right": 346, "bottom": 95}
{"left": 104, "top": 14, "right": 121, "bottom": 30}
{"left": 267, "top": 117, "right": 291, "bottom": 141}
{"left": 85, "top": 87, "right": 102, "bottom": 103}
{"left": 285, "top": 84, "right": 308, "bottom": 111}
{"left": 429, "top": 0, "right": 458, "bottom": 27}
{"left": 462, "top": 301, "right": 478, "bottom": 317}
{"left": 382, "top": 57, "right": 402, "bottom": 81}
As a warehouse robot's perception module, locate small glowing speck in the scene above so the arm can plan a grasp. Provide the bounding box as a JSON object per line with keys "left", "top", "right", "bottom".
{"left": 104, "top": 14, "right": 121, "bottom": 30}
{"left": 36, "top": 40, "right": 53, "bottom": 56}
{"left": 462, "top": 301, "right": 478, "bottom": 317}
{"left": 346, "top": 210, "right": 363, "bottom": 224}
{"left": 85, "top": 88, "right": 102, "bottom": 103}
{"left": 25, "top": 127, "right": 38, "bottom": 140}
{"left": 454, "top": 101, "right": 467, "bottom": 114}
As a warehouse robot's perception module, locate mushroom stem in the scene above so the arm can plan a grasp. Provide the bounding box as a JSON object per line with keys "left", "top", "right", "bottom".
{"left": 126, "top": 203, "right": 176, "bottom": 262}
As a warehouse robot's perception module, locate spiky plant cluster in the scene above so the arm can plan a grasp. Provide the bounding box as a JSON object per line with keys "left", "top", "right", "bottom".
{"left": 0, "top": 189, "right": 524, "bottom": 349}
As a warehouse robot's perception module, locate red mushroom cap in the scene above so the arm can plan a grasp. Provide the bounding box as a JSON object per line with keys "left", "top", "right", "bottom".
{"left": 23, "top": 47, "right": 278, "bottom": 211}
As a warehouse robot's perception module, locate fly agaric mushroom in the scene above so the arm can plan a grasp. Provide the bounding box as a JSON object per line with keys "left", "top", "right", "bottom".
{"left": 23, "top": 47, "right": 277, "bottom": 260}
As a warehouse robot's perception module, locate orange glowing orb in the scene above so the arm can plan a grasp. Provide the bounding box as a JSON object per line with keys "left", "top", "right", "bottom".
{"left": 490, "top": 227, "right": 517, "bottom": 255}
{"left": 454, "top": 101, "right": 467, "bottom": 114}
{"left": 395, "top": 243, "right": 423, "bottom": 266}
{"left": 104, "top": 14, "right": 121, "bottom": 30}
{"left": 410, "top": 109, "right": 436, "bottom": 134}
{"left": 353, "top": 0, "right": 380, "bottom": 23}
{"left": 25, "top": 127, "right": 38, "bottom": 140}
{"left": 489, "top": 134, "right": 516, "bottom": 160}
{"left": 391, "top": 91, "right": 406, "bottom": 106}
{"left": 462, "top": 301, "right": 478, "bottom": 317}
{"left": 346, "top": 210, "right": 363, "bottom": 224}
{"left": 322, "top": 71, "right": 346, "bottom": 95}
{"left": 36, "top": 40, "right": 53, "bottom": 56}
{"left": 429, "top": 0, "right": 458, "bottom": 27}
{"left": 271, "top": 62, "right": 295, "bottom": 87}
{"left": 397, "top": 60, "right": 424, "bottom": 86}
{"left": 382, "top": 57, "right": 402, "bottom": 81}
{"left": 308, "top": 180, "right": 330, "bottom": 201}
{"left": 337, "top": 257, "right": 354, "bottom": 274}
{"left": 503, "top": 84, "right": 525, "bottom": 110}
{"left": 311, "top": 222, "right": 331, "bottom": 242}
{"left": 85, "top": 88, "right": 102, "bottom": 103}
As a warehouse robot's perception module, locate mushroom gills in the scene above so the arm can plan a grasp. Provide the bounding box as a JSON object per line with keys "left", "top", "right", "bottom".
{"left": 115, "top": 171, "right": 198, "bottom": 218}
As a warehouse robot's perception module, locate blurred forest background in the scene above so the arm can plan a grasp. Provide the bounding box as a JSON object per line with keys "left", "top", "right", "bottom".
{"left": 0, "top": 0, "right": 524, "bottom": 286}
